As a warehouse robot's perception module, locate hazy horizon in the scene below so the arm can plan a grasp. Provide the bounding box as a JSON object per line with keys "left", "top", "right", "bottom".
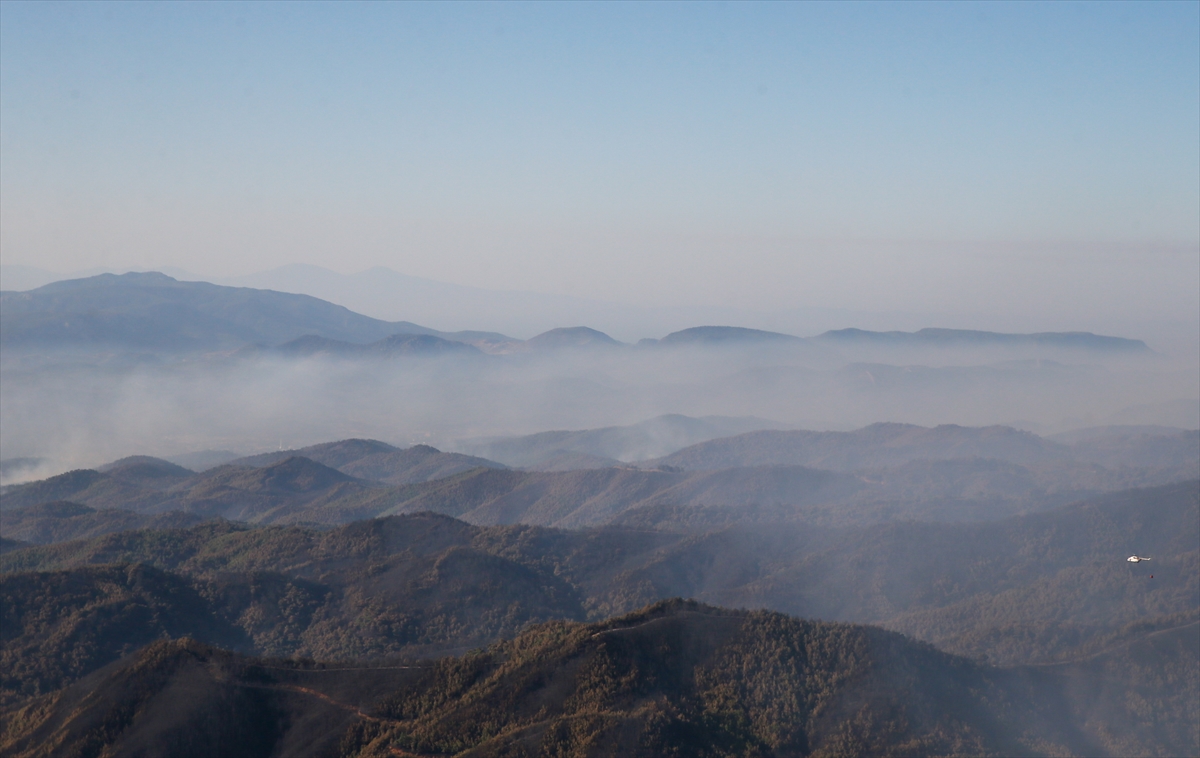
{"left": 2, "top": 2, "right": 1198, "bottom": 341}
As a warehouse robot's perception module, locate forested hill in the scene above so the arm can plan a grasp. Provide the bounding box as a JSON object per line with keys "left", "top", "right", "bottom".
{"left": 1, "top": 601, "right": 1193, "bottom": 758}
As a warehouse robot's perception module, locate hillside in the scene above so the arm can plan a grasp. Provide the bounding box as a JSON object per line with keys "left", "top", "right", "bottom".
{"left": 0, "top": 637, "right": 413, "bottom": 758}
{"left": 350, "top": 601, "right": 1195, "bottom": 757}
{"left": 1, "top": 601, "right": 1193, "bottom": 757}
{"left": 0, "top": 563, "right": 251, "bottom": 704}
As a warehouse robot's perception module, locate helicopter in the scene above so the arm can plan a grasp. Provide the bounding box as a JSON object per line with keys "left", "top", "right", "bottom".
{"left": 1127, "top": 555, "right": 1151, "bottom": 563}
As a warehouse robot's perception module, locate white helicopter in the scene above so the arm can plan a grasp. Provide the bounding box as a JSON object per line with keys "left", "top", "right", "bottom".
{"left": 1127, "top": 555, "right": 1151, "bottom": 563}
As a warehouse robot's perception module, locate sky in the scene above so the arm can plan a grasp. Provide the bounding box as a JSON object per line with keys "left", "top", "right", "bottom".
{"left": 2, "top": 1, "right": 1198, "bottom": 327}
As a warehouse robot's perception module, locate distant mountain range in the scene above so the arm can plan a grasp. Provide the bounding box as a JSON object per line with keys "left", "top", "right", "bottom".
{"left": 0, "top": 271, "right": 1152, "bottom": 356}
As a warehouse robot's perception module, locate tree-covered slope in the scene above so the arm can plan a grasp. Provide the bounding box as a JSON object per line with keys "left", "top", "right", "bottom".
{"left": 1, "top": 601, "right": 1193, "bottom": 758}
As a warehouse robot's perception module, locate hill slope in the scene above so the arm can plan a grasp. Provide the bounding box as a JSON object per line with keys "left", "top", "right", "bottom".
{"left": 1, "top": 601, "right": 1193, "bottom": 757}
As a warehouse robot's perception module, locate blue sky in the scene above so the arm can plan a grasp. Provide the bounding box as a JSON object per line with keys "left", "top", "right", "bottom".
{"left": 1, "top": 1, "right": 1197, "bottom": 323}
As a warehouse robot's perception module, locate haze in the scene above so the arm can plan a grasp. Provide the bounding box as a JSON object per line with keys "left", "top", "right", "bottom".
{"left": 2, "top": 1, "right": 1198, "bottom": 338}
